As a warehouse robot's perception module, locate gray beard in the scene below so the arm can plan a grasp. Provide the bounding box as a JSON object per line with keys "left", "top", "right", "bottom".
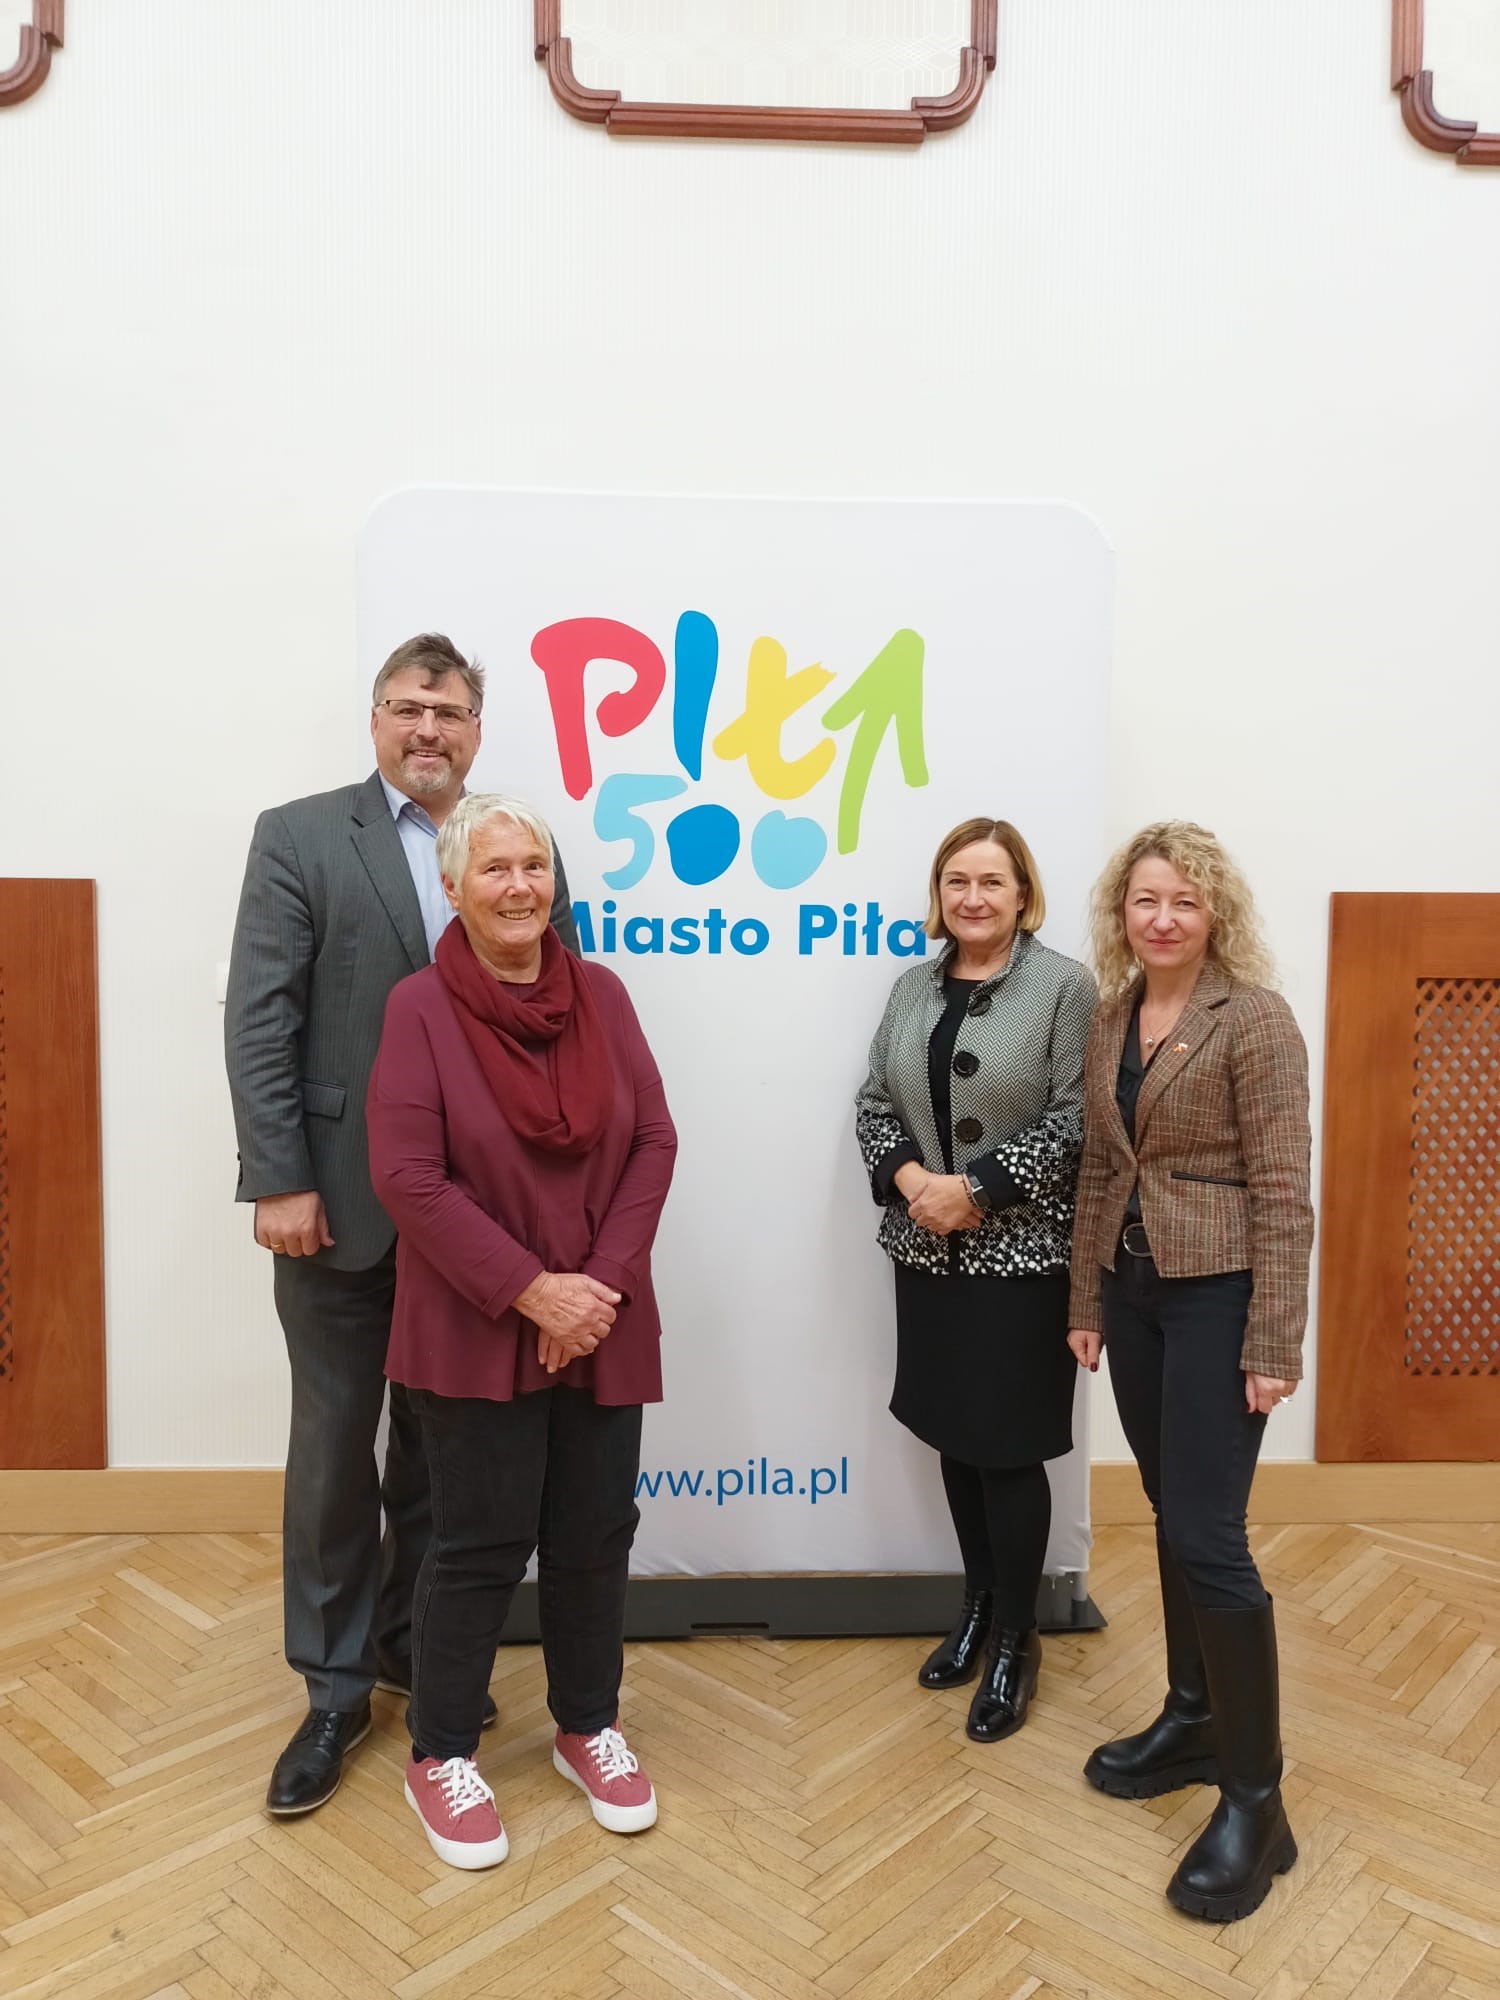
{"left": 399, "top": 755, "right": 451, "bottom": 796}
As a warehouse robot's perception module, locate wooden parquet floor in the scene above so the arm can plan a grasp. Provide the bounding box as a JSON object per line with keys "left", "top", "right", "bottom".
{"left": 2, "top": 1524, "right": 1499, "bottom": 2000}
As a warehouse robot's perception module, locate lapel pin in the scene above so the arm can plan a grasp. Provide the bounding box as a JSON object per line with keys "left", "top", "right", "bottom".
{"left": 1172, "top": 1042, "right": 1189, "bottom": 1053}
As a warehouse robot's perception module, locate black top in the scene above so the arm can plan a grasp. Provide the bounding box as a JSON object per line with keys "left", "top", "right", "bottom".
{"left": 931, "top": 974, "right": 979, "bottom": 1272}
{"left": 1118, "top": 1002, "right": 1147, "bottom": 1222}
{"left": 928, "top": 974, "right": 978, "bottom": 1172}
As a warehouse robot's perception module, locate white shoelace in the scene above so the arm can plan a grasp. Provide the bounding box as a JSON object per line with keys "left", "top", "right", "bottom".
{"left": 586, "top": 1727, "right": 639, "bottom": 1782}
{"left": 427, "top": 1756, "right": 495, "bottom": 1817}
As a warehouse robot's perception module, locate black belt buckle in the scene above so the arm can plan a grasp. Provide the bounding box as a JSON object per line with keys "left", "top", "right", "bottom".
{"left": 1121, "top": 1222, "right": 1152, "bottom": 1259}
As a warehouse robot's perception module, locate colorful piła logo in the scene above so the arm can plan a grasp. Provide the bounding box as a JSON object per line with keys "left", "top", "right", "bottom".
{"left": 532, "top": 613, "right": 928, "bottom": 894}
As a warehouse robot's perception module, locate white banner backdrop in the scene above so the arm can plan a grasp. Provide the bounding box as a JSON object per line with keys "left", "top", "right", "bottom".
{"left": 357, "top": 492, "right": 1112, "bottom": 1580}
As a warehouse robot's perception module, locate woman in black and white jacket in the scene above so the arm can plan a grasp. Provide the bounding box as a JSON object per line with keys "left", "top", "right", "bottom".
{"left": 856, "top": 817, "right": 1095, "bottom": 1742}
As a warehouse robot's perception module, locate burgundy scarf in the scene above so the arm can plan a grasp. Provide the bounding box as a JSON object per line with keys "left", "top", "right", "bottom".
{"left": 435, "top": 923, "right": 612, "bottom": 1156}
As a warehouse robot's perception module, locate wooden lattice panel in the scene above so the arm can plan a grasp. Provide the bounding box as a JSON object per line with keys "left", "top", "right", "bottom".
{"left": 1319, "top": 893, "right": 1500, "bottom": 1460}
{"left": 1407, "top": 977, "right": 1500, "bottom": 1378}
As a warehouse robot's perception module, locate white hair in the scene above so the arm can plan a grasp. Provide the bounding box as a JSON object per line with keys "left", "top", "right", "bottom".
{"left": 436, "top": 793, "right": 555, "bottom": 884}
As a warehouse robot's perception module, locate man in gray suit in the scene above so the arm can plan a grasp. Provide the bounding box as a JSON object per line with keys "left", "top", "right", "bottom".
{"left": 226, "top": 632, "right": 579, "bottom": 1815}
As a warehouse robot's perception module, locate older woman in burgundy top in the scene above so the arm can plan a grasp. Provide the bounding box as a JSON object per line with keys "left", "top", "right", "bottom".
{"left": 366, "top": 793, "right": 676, "bottom": 1871}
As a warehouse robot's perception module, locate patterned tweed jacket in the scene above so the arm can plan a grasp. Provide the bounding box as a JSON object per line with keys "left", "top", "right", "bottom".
{"left": 1067, "top": 963, "right": 1314, "bottom": 1379}
{"left": 855, "top": 932, "right": 1096, "bottom": 1279}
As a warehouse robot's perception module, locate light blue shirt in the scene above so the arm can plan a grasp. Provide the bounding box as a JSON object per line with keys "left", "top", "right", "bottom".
{"left": 379, "top": 774, "right": 458, "bottom": 960}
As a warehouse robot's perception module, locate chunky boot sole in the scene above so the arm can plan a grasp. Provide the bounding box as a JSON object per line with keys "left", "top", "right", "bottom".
{"left": 1166, "top": 1828, "right": 1298, "bottom": 1923}
{"left": 1084, "top": 1749, "right": 1219, "bottom": 1800}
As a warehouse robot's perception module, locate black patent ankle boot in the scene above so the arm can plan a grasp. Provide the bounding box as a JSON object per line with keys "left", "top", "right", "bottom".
{"left": 1167, "top": 1599, "right": 1297, "bottom": 1923}
{"left": 1086, "top": 1534, "right": 1218, "bottom": 1799}
{"left": 965, "top": 1624, "right": 1041, "bottom": 1742}
{"left": 918, "top": 1590, "right": 994, "bottom": 1689}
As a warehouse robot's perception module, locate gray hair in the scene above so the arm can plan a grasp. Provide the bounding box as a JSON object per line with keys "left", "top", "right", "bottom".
{"left": 436, "top": 793, "right": 555, "bottom": 885}
{"left": 372, "top": 632, "right": 486, "bottom": 714}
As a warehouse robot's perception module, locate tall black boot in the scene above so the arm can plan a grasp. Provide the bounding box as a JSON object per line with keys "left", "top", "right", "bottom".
{"left": 918, "top": 1589, "right": 994, "bottom": 1689}
{"left": 1167, "top": 1599, "right": 1297, "bottom": 1923}
{"left": 966, "top": 1624, "right": 1041, "bottom": 1743}
{"left": 1085, "top": 1533, "right": 1218, "bottom": 1799}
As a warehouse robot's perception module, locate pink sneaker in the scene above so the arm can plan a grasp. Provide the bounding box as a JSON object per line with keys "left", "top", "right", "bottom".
{"left": 553, "top": 1724, "right": 657, "bottom": 1833}
{"left": 403, "top": 1754, "right": 509, "bottom": 1869}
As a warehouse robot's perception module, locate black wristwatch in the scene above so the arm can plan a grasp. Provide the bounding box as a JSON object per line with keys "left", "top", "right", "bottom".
{"left": 963, "top": 1170, "right": 991, "bottom": 1213}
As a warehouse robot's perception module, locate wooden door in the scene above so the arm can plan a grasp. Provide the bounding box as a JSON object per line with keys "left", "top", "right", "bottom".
{"left": 1318, "top": 894, "right": 1500, "bottom": 1460}
{"left": 0, "top": 879, "right": 107, "bottom": 1468}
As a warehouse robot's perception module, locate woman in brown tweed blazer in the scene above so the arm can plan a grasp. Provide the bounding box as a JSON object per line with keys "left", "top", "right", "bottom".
{"left": 1066, "top": 822, "right": 1313, "bottom": 1925}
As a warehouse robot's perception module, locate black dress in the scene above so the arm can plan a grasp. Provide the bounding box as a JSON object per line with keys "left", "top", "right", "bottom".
{"left": 888, "top": 974, "right": 1074, "bottom": 1470}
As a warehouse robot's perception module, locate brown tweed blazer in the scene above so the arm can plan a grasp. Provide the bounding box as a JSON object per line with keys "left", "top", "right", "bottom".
{"left": 1067, "top": 963, "right": 1314, "bottom": 1379}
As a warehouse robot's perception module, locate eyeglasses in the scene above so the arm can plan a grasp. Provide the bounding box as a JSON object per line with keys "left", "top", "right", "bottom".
{"left": 376, "top": 699, "right": 478, "bottom": 729}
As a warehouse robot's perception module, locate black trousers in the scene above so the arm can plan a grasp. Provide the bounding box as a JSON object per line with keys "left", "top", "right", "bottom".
{"left": 407, "top": 1386, "right": 643, "bottom": 1761}
{"left": 274, "top": 1249, "right": 430, "bottom": 1710}
{"left": 1102, "top": 1251, "right": 1270, "bottom": 1611}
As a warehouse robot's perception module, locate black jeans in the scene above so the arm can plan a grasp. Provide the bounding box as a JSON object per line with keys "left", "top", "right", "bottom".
{"left": 1102, "top": 1251, "right": 1269, "bottom": 1611}
{"left": 407, "top": 1386, "right": 643, "bottom": 1760}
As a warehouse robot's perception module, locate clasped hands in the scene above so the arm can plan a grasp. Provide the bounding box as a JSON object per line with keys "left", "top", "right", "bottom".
{"left": 514, "top": 1270, "right": 622, "bottom": 1375}
{"left": 892, "top": 1162, "right": 982, "bottom": 1237}
{"left": 256, "top": 1196, "right": 616, "bottom": 1376}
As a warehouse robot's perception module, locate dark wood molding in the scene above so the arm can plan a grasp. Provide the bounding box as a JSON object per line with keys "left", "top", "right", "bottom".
{"left": 0, "top": 0, "right": 63, "bottom": 111}
{"left": 0, "top": 880, "right": 106, "bottom": 1470}
{"left": 535, "top": 0, "right": 997, "bottom": 146}
{"left": 1391, "top": 0, "right": 1500, "bottom": 167}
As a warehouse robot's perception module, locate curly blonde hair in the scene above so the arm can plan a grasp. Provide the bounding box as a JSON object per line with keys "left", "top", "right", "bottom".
{"left": 1088, "top": 821, "right": 1276, "bottom": 998}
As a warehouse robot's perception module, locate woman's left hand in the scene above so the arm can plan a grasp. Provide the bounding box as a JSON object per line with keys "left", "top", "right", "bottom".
{"left": 1067, "top": 1327, "right": 1102, "bottom": 1371}
{"left": 906, "top": 1174, "right": 982, "bottom": 1237}
{"left": 1246, "top": 1372, "right": 1297, "bottom": 1416}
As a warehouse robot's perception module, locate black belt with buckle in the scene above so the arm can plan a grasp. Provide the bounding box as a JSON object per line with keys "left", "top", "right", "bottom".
{"left": 1121, "top": 1222, "right": 1152, "bottom": 1258}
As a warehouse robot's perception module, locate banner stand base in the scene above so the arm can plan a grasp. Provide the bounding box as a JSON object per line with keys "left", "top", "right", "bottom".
{"left": 500, "top": 1573, "right": 1106, "bottom": 1642}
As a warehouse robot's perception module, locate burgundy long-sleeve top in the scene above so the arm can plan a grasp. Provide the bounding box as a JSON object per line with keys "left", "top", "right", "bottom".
{"left": 366, "top": 956, "right": 677, "bottom": 1404}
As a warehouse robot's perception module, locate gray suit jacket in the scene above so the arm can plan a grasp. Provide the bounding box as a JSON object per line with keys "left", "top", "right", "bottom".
{"left": 225, "top": 771, "right": 580, "bottom": 1270}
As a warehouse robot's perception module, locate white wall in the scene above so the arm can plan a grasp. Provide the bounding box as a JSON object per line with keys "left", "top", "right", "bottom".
{"left": 565, "top": 0, "right": 967, "bottom": 107}
{"left": 1428, "top": 0, "right": 1500, "bottom": 124}
{"left": 0, "top": 3, "right": 29, "bottom": 69}
{"left": 1, "top": 1, "right": 1497, "bottom": 1469}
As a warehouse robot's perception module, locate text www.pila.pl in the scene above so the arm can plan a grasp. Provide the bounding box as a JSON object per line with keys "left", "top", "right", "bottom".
{"left": 636, "top": 1458, "right": 851, "bottom": 1507}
